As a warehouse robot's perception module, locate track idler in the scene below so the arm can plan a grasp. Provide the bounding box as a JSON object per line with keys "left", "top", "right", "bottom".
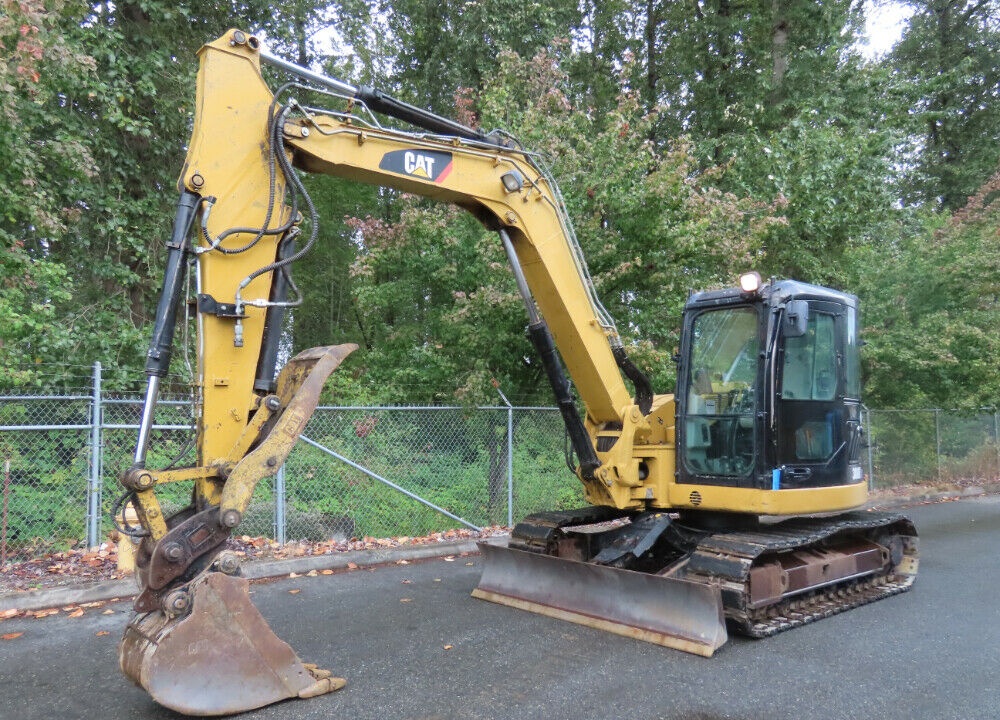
{"left": 120, "top": 567, "right": 344, "bottom": 716}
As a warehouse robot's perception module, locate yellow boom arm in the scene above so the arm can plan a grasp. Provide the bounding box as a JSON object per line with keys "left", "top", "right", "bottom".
{"left": 155, "top": 30, "right": 663, "bottom": 521}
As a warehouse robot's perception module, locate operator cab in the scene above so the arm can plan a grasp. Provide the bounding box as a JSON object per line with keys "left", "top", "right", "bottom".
{"left": 676, "top": 276, "right": 863, "bottom": 491}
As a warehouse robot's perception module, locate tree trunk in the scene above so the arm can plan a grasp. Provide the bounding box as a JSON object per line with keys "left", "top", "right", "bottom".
{"left": 770, "top": 0, "right": 789, "bottom": 108}
{"left": 644, "top": 0, "right": 661, "bottom": 115}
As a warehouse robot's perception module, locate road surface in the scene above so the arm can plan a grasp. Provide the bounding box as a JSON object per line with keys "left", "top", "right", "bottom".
{"left": 1, "top": 496, "right": 997, "bottom": 720}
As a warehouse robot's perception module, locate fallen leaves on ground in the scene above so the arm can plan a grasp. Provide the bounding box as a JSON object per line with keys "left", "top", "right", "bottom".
{"left": 2, "top": 632, "right": 23, "bottom": 640}
{"left": 0, "top": 541, "right": 127, "bottom": 593}
{"left": 0, "top": 599, "right": 120, "bottom": 624}
{"left": 0, "top": 526, "right": 509, "bottom": 595}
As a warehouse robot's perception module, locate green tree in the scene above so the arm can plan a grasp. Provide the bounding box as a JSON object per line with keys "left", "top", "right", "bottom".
{"left": 359, "top": 0, "right": 580, "bottom": 113}
{"left": 560, "top": 0, "right": 902, "bottom": 286}
{"left": 678, "top": 1, "right": 899, "bottom": 284}
{"left": 890, "top": 0, "right": 1000, "bottom": 209}
{"left": 0, "top": 0, "right": 95, "bottom": 386}
{"left": 290, "top": 176, "right": 386, "bottom": 355}
{"left": 857, "top": 168, "right": 1000, "bottom": 408}
{"left": 0, "top": 1, "right": 287, "bottom": 388}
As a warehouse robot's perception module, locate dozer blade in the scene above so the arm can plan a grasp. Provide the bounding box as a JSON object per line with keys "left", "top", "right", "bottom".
{"left": 472, "top": 542, "right": 728, "bottom": 657}
{"left": 120, "top": 572, "right": 344, "bottom": 716}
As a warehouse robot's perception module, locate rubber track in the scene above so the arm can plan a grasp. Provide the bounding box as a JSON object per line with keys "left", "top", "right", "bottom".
{"left": 509, "top": 506, "right": 623, "bottom": 553}
{"left": 681, "top": 510, "right": 918, "bottom": 637}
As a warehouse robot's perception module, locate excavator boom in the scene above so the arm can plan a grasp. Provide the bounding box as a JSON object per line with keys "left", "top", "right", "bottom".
{"left": 118, "top": 30, "right": 678, "bottom": 715}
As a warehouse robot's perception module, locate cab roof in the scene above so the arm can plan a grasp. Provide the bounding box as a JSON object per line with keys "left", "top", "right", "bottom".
{"left": 685, "top": 278, "right": 858, "bottom": 311}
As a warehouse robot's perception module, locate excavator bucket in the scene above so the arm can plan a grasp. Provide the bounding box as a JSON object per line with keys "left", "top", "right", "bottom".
{"left": 473, "top": 542, "right": 728, "bottom": 657}
{"left": 120, "top": 572, "right": 344, "bottom": 716}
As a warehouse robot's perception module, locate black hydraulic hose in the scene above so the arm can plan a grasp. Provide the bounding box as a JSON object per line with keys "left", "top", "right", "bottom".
{"left": 253, "top": 235, "right": 297, "bottom": 393}
{"left": 197, "top": 83, "right": 301, "bottom": 255}
{"left": 236, "top": 104, "right": 318, "bottom": 294}
{"left": 612, "top": 346, "right": 654, "bottom": 416}
{"left": 527, "top": 320, "right": 601, "bottom": 480}
{"left": 145, "top": 191, "right": 200, "bottom": 377}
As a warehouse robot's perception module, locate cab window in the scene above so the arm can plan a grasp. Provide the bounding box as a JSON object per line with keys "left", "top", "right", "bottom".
{"left": 781, "top": 313, "right": 837, "bottom": 401}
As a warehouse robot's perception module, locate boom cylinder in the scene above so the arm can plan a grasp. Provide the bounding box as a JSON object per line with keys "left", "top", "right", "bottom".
{"left": 144, "top": 191, "right": 201, "bottom": 377}
{"left": 499, "top": 230, "right": 601, "bottom": 479}
{"left": 259, "top": 49, "right": 492, "bottom": 144}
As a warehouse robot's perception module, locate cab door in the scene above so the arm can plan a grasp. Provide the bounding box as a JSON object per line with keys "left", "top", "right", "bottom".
{"left": 774, "top": 301, "right": 863, "bottom": 488}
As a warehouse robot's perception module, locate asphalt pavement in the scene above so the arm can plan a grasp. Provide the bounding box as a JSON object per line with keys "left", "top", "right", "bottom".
{"left": 1, "top": 496, "right": 998, "bottom": 720}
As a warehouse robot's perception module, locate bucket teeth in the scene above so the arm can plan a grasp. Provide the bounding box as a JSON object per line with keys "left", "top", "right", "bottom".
{"left": 119, "top": 572, "right": 343, "bottom": 716}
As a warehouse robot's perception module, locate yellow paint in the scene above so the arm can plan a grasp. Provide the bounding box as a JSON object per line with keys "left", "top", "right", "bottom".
{"left": 156, "top": 31, "right": 870, "bottom": 521}
{"left": 116, "top": 504, "right": 140, "bottom": 572}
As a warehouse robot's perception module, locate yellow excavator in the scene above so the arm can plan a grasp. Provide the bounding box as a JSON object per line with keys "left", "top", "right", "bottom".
{"left": 117, "top": 30, "right": 918, "bottom": 716}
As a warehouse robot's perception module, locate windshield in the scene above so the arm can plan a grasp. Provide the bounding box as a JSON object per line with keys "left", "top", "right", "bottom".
{"left": 683, "top": 307, "right": 759, "bottom": 477}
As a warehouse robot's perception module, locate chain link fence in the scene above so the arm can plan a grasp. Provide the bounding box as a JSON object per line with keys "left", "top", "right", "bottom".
{"left": 867, "top": 409, "right": 1000, "bottom": 489}
{"left": 0, "top": 364, "right": 996, "bottom": 562}
{"left": 0, "top": 364, "right": 583, "bottom": 563}
{"left": 281, "top": 405, "right": 580, "bottom": 542}
{"left": 0, "top": 392, "right": 92, "bottom": 560}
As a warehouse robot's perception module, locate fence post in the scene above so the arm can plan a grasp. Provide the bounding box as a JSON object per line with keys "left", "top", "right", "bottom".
{"left": 86, "top": 361, "right": 103, "bottom": 548}
{"left": 274, "top": 464, "right": 286, "bottom": 546}
{"left": 994, "top": 409, "right": 999, "bottom": 481}
{"left": 2, "top": 457, "right": 10, "bottom": 564}
{"left": 495, "top": 385, "right": 514, "bottom": 528}
{"left": 934, "top": 408, "right": 942, "bottom": 483}
{"left": 506, "top": 405, "right": 514, "bottom": 528}
{"left": 993, "top": 408, "right": 1000, "bottom": 481}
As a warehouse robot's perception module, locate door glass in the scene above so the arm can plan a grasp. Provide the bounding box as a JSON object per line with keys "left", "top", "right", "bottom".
{"left": 684, "top": 308, "right": 758, "bottom": 477}
{"left": 779, "top": 311, "right": 841, "bottom": 467}
{"left": 781, "top": 313, "right": 837, "bottom": 401}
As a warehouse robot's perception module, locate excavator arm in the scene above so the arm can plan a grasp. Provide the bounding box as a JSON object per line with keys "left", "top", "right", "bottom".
{"left": 126, "top": 31, "right": 658, "bottom": 527}
{"left": 118, "top": 30, "right": 672, "bottom": 715}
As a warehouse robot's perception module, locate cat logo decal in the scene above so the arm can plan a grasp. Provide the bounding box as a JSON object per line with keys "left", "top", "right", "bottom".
{"left": 379, "top": 150, "right": 454, "bottom": 183}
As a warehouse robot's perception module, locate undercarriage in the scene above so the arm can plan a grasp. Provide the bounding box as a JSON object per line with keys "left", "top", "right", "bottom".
{"left": 474, "top": 506, "right": 918, "bottom": 653}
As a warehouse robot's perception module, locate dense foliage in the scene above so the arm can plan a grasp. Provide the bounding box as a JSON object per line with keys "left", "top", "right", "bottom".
{"left": 1, "top": 0, "right": 997, "bottom": 411}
